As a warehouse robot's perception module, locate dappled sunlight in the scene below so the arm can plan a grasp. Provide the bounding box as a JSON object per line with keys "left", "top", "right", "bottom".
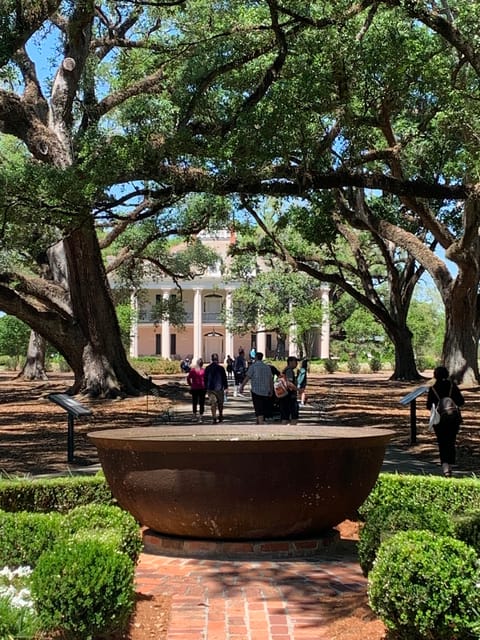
{"left": 1, "top": 371, "right": 479, "bottom": 477}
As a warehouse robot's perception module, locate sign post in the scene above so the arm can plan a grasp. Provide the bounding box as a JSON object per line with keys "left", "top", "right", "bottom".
{"left": 399, "top": 385, "right": 429, "bottom": 444}
{"left": 48, "top": 394, "right": 93, "bottom": 463}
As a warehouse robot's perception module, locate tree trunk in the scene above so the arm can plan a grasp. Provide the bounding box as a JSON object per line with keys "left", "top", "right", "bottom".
{"left": 387, "top": 325, "right": 422, "bottom": 381}
{"left": 442, "top": 272, "right": 479, "bottom": 387}
{"left": 63, "top": 219, "right": 148, "bottom": 397}
{"left": 302, "top": 329, "right": 317, "bottom": 359}
{"left": 18, "top": 331, "right": 48, "bottom": 381}
{"left": 18, "top": 241, "right": 68, "bottom": 381}
{"left": 7, "top": 232, "right": 149, "bottom": 396}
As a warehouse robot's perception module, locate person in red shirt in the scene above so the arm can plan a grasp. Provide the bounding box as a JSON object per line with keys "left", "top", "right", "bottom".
{"left": 186, "top": 358, "right": 206, "bottom": 422}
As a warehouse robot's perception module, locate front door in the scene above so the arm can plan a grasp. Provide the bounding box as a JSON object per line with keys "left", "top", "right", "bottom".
{"left": 204, "top": 334, "right": 224, "bottom": 363}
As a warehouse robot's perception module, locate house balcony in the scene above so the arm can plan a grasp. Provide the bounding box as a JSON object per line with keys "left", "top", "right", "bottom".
{"left": 138, "top": 311, "right": 223, "bottom": 324}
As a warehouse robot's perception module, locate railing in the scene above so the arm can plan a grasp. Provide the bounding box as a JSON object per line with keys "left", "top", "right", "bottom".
{"left": 202, "top": 312, "right": 222, "bottom": 323}
{"left": 138, "top": 311, "right": 224, "bottom": 324}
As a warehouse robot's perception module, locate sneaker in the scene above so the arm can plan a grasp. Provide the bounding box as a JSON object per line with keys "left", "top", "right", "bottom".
{"left": 218, "top": 415, "right": 223, "bottom": 423}
{"left": 198, "top": 415, "right": 203, "bottom": 423}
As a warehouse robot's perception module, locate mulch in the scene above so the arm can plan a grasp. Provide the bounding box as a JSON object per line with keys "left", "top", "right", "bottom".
{"left": 0, "top": 370, "right": 479, "bottom": 477}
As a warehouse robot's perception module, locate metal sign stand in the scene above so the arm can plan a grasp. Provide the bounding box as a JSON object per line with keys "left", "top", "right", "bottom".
{"left": 48, "top": 393, "right": 93, "bottom": 463}
{"left": 399, "top": 385, "right": 429, "bottom": 444}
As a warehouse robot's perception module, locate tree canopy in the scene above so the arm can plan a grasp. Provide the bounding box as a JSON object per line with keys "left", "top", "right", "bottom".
{"left": 1, "top": 0, "right": 480, "bottom": 391}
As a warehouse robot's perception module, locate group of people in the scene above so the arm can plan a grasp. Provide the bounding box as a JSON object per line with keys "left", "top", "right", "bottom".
{"left": 238, "top": 353, "right": 307, "bottom": 425}
{"left": 186, "top": 353, "right": 228, "bottom": 424}
{"left": 186, "top": 349, "right": 308, "bottom": 426}
{"left": 187, "top": 354, "right": 464, "bottom": 477}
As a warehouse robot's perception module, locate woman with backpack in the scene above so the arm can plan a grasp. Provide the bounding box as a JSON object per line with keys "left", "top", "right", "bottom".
{"left": 426, "top": 366, "right": 465, "bottom": 478}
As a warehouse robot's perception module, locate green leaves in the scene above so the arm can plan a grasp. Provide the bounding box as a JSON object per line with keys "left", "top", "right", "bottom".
{"left": 369, "top": 529, "right": 480, "bottom": 639}
{"left": 0, "top": 316, "right": 31, "bottom": 361}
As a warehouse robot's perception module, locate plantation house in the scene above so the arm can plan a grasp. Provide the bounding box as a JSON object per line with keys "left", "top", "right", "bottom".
{"left": 128, "top": 229, "right": 330, "bottom": 363}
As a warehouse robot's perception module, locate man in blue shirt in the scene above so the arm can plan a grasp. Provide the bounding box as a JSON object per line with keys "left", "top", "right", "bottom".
{"left": 238, "top": 352, "right": 274, "bottom": 424}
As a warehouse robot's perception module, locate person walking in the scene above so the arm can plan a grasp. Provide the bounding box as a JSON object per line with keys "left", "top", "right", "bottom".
{"left": 238, "top": 352, "right": 274, "bottom": 424}
{"left": 426, "top": 365, "right": 464, "bottom": 477}
{"left": 278, "top": 356, "right": 299, "bottom": 425}
{"left": 265, "top": 363, "right": 281, "bottom": 421}
{"left": 297, "top": 358, "right": 308, "bottom": 406}
{"left": 204, "top": 353, "right": 229, "bottom": 424}
{"left": 226, "top": 355, "right": 234, "bottom": 379}
{"left": 180, "top": 356, "right": 191, "bottom": 373}
{"left": 186, "top": 358, "right": 206, "bottom": 422}
{"left": 233, "top": 348, "right": 247, "bottom": 396}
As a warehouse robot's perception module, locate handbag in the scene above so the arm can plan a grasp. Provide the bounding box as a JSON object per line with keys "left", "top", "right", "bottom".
{"left": 428, "top": 403, "right": 440, "bottom": 432}
{"left": 274, "top": 377, "right": 289, "bottom": 398}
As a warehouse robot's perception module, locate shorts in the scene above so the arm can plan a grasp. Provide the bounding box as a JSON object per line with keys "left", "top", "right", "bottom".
{"left": 208, "top": 390, "right": 224, "bottom": 408}
{"left": 251, "top": 392, "right": 271, "bottom": 418}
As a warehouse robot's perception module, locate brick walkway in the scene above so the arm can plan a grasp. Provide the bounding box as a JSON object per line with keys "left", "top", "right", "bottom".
{"left": 128, "top": 385, "right": 439, "bottom": 638}
{"left": 135, "top": 549, "right": 367, "bottom": 639}
{"left": 129, "top": 388, "right": 434, "bottom": 639}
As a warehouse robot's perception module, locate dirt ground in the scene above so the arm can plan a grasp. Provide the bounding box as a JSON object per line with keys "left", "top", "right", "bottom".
{"left": 1, "top": 369, "right": 479, "bottom": 639}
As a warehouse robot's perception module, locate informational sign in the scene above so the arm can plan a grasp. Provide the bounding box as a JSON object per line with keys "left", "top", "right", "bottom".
{"left": 48, "top": 393, "right": 92, "bottom": 463}
{"left": 399, "top": 385, "right": 429, "bottom": 406}
{"left": 399, "top": 385, "right": 429, "bottom": 444}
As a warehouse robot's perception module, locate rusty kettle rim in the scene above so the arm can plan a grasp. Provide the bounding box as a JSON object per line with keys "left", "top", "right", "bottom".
{"left": 88, "top": 424, "right": 395, "bottom": 443}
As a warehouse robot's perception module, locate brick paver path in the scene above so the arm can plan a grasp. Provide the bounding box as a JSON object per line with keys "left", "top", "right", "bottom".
{"left": 133, "top": 385, "right": 377, "bottom": 638}
{"left": 136, "top": 551, "right": 367, "bottom": 639}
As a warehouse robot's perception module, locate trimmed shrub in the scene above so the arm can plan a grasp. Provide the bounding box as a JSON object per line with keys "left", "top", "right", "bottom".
{"left": 0, "top": 474, "right": 113, "bottom": 513}
{"left": 347, "top": 358, "right": 361, "bottom": 374}
{"left": 47, "top": 354, "right": 71, "bottom": 372}
{"left": 368, "top": 356, "right": 382, "bottom": 372}
{"left": 130, "top": 356, "right": 180, "bottom": 375}
{"left": 32, "top": 537, "right": 135, "bottom": 639}
{"left": 323, "top": 358, "right": 338, "bottom": 374}
{"left": 358, "top": 474, "right": 480, "bottom": 575}
{"left": 360, "top": 473, "right": 480, "bottom": 523}
{"left": 368, "top": 529, "right": 480, "bottom": 640}
{"left": 358, "top": 502, "right": 454, "bottom": 576}
{"left": 0, "top": 510, "right": 63, "bottom": 567}
{"left": 416, "top": 355, "right": 437, "bottom": 372}
{"left": 62, "top": 504, "right": 143, "bottom": 562}
{"left": 0, "top": 354, "right": 11, "bottom": 368}
{"left": 452, "top": 508, "right": 480, "bottom": 554}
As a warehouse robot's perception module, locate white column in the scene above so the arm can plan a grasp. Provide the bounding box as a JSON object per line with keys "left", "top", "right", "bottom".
{"left": 129, "top": 291, "right": 138, "bottom": 358}
{"left": 288, "top": 325, "right": 298, "bottom": 358}
{"left": 256, "top": 323, "right": 267, "bottom": 356}
{"left": 193, "top": 288, "right": 203, "bottom": 361}
{"left": 224, "top": 289, "right": 234, "bottom": 358}
{"left": 161, "top": 290, "right": 171, "bottom": 359}
{"left": 320, "top": 285, "right": 330, "bottom": 359}
{"left": 288, "top": 301, "right": 299, "bottom": 358}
